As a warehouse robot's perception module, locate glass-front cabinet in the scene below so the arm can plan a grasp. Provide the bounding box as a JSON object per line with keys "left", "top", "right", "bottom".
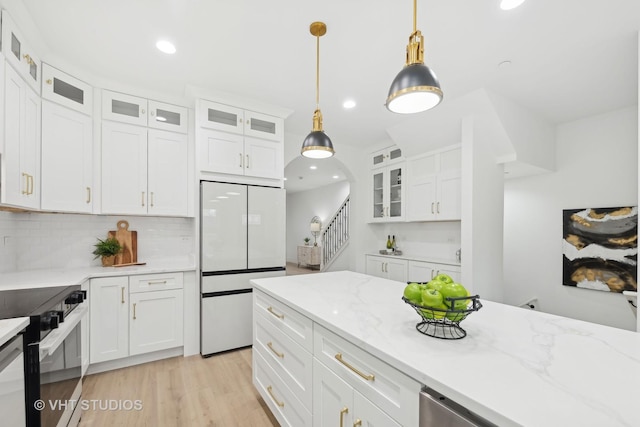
{"left": 370, "top": 164, "right": 404, "bottom": 222}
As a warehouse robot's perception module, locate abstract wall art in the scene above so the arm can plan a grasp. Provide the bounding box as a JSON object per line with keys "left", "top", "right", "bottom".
{"left": 562, "top": 206, "right": 637, "bottom": 293}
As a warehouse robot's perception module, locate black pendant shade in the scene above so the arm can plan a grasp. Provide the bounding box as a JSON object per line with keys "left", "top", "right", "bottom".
{"left": 386, "top": 63, "right": 442, "bottom": 114}
{"left": 301, "top": 130, "right": 334, "bottom": 159}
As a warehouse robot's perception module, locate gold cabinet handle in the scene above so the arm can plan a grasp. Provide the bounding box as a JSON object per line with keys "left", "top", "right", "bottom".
{"left": 23, "top": 53, "right": 34, "bottom": 65}
{"left": 86, "top": 187, "right": 91, "bottom": 203}
{"left": 121, "top": 287, "right": 125, "bottom": 304}
{"left": 148, "top": 280, "right": 167, "bottom": 285}
{"left": 133, "top": 302, "right": 137, "bottom": 319}
{"left": 150, "top": 191, "right": 154, "bottom": 207}
{"left": 267, "top": 342, "right": 284, "bottom": 358}
{"left": 266, "top": 386, "right": 284, "bottom": 407}
{"left": 335, "top": 353, "right": 375, "bottom": 381}
{"left": 267, "top": 306, "right": 284, "bottom": 320}
{"left": 354, "top": 420, "right": 362, "bottom": 427}
{"left": 246, "top": 154, "right": 249, "bottom": 169}
{"left": 21, "top": 173, "right": 28, "bottom": 195}
{"left": 431, "top": 202, "right": 435, "bottom": 214}
{"left": 141, "top": 191, "right": 145, "bottom": 207}
{"left": 46, "top": 78, "right": 52, "bottom": 85}
{"left": 239, "top": 153, "right": 243, "bottom": 168}
{"left": 29, "top": 174, "right": 34, "bottom": 195}
{"left": 437, "top": 201, "right": 440, "bottom": 213}
{"left": 141, "top": 109, "right": 145, "bottom": 114}
{"left": 340, "top": 407, "right": 349, "bottom": 427}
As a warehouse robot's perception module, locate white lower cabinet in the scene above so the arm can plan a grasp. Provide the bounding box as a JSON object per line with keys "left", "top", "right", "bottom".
{"left": 253, "top": 289, "right": 420, "bottom": 427}
{"left": 90, "top": 272, "right": 184, "bottom": 364}
{"left": 365, "top": 255, "right": 408, "bottom": 282}
{"left": 407, "top": 260, "right": 461, "bottom": 283}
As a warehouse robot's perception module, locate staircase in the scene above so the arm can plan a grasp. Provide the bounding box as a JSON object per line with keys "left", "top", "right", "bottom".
{"left": 321, "top": 196, "right": 350, "bottom": 271}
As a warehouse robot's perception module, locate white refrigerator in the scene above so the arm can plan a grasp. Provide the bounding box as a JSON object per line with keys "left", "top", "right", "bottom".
{"left": 200, "top": 181, "right": 286, "bottom": 356}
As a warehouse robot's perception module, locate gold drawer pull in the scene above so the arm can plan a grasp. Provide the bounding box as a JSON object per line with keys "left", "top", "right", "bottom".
{"left": 147, "top": 280, "right": 167, "bottom": 285}
{"left": 340, "top": 407, "right": 349, "bottom": 427}
{"left": 121, "top": 287, "right": 125, "bottom": 304}
{"left": 335, "top": 353, "right": 375, "bottom": 381}
{"left": 133, "top": 302, "right": 137, "bottom": 319}
{"left": 267, "top": 306, "right": 284, "bottom": 320}
{"left": 354, "top": 420, "right": 362, "bottom": 427}
{"left": 266, "top": 386, "right": 284, "bottom": 407}
{"left": 267, "top": 342, "right": 284, "bottom": 358}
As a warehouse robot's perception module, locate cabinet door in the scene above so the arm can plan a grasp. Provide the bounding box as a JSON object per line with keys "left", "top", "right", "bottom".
{"left": 407, "top": 261, "right": 435, "bottom": 283}
{"left": 90, "top": 277, "right": 129, "bottom": 364}
{"left": 1, "top": 11, "right": 41, "bottom": 94}
{"left": 365, "top": 256, "right": 386, "bottom": 278}
{"left": 371, "top": 169, "right": 385, "bottom": 221}
{"left": 387, "top": 165, "right": 404, "bottom": 221}
{"left": 147, "top": 129, "right": 188, "bottom": 216}
{"left": 353, "top": 391, "right": 401, "bottom": 427}
{"left": 102, "top": 90, "right": 148, "bottom": 126}
{"left": 313, "top": 359, "right": 354, "bottom": 427}
{"left": 436, "top": 148, "right": 462, "bottom": 221}
{"left": 129, "top": 289, "right": 184, "bottom": 356}
{"left": 148, "top": 100, "right": 188, "bottom": 134}
{"left": 244, "top": 136, "right": 282, "bottom": 179}
{"left": 407, "top": 153, "right": 438, "bottom": 221}
{"left": 3, "top": 63, "right": 27, "bottom": 206}
{"left": 199, "top": 128, "right": 244, "bottom": 175}
{"left": 41, "top": 64, "right": 93, "bottom": 116}
{"left": 385, "top": 258, "right": 408, "bottom": 282}
{"left": 41, "top": 101, "right": 93, "bottom": 213}
{"left": 22, "top": 83, "right": 40, "bottom": 209}
{"left": 198, "top": 100, "right": 244, "bottom": 134}
{"left": 244, "top": 110, "right": 283, "bottom": 141}
{"left": 432, "top": 264, "right": 461, "bottom": 283}
{"left": 101, "top": 122, "right": 148, "bottom": 214}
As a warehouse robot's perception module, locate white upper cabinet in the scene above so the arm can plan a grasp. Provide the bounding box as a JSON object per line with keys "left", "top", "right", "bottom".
{"left": 148, "top": 99, "right": 188, "bottom": 134}
{"left": 147, "top": 129, "right": 188, "bottom": 216}
{"left": 198, "top": 100, "right": 283, "bottom": 141}
{"left": 407, "top": 146, "right": 461, "bottom": 221}
{"left": 41, "top": 64, "right": 93, "bottom": 116}
{"left": 198, "top": 99, "right": 284, "bottom": 180}
{"left": 2, "top": 62, "right": 40, "bottom": 209}
{"left": 370, "top": 145, "right": 403, "bottom": 168}
{"left": 41, "top": 100, "right": 93, "bottom": 213}
{"left": 1, "top": 10, "right": 41, "bottom": 94}
{"left": 102, "top": 90, "right": 148, "bottom": 126}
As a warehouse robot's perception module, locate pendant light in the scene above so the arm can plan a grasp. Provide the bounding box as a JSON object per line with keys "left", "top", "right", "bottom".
{"left": 386, "top": 0, "right": 443, "bottom": 114}
{"left": 301, "top": 21, "right": 335, "bottom": 159}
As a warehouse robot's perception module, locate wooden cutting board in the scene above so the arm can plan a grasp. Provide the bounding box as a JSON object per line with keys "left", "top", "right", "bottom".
{"left": 108, "top": 220, "right": 137, "bottom": 265}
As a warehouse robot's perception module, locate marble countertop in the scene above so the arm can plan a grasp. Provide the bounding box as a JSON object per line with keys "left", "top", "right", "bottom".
{"left": 251, "top": 271, "right": 640, "bottom": 427}
{"left": 0, "top": 257, "right": 196, "bottom": 291}
{"left": 366, "top": 252, "right": 461, "bottom": 266}
{"left": 0, "top": 317, "right": 29, "bottom": 347}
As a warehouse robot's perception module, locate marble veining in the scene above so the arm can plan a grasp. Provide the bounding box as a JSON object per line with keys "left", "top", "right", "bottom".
{"left": 251, "top": 270, "right": 640, "bottom": 427}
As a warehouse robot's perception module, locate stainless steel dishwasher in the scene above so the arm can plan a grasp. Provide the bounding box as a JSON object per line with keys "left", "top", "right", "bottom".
{"left": 420, "top": 387, "right": 497, "bottom": 427}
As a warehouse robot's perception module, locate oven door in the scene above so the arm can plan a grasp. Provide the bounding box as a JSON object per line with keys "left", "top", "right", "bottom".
{"left": 38, "top": 304, "right": 87, "bottom": 427}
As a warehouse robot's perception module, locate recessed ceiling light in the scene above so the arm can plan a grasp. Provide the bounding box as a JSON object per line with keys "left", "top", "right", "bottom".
{"left": 156, "top": 40, "right": 176, "bottom": 54}
{"left": 332, "top": 175, "right": 339, "bottom": 179}
{"left": 500, "top": 0, "right": 526, "bottom": 10}
{"left": 309, "top": 165, "right": 317, "bottom": 170}
{"left": 343, "top": 99, "right": 356, "bottom": 109}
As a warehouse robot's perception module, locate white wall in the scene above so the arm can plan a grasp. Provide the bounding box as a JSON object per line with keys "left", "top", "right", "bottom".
{"left": 504, "top": 106, "right": 638, "bottom": 331}
{"left": 286, "top": 181, "right": 350, "bottom": 263}
{"left": 0, "top": 211, "right": 195, "bottom": 272}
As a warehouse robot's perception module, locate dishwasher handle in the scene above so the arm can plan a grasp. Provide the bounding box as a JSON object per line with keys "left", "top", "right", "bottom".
{"left": 420, "top": 388, "right": 496, "bottom": 427}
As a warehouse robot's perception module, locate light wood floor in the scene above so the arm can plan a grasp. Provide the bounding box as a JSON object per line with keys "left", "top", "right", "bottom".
{"left": 79, "top": 348, "right": 278, "bottom": 427}
{"left": 285, "top": 261, "right": 320, "bottom": 276}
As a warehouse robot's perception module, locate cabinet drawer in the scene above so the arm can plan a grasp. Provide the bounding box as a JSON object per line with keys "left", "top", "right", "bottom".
{"left": 254, "top": 310, "right": 312, "bottom": 410}
{"left": 314, "top": 324, "right": 420, "bottom": 427}
{"left": 42, "top": 63, "right": 93, "bottom": 115}
{"left": 254, "top": 290, "right": 313, "bottom": 353}
{"left": 129, "top": 272, "right": 184, "bottom": 293}
{"left": 253, "top": 350, "right": 312, "bottom": 427}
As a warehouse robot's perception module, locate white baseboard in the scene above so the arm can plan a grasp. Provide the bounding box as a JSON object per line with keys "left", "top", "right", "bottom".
{"left": 86, "top": 346, "right": 184, "bottom": 375}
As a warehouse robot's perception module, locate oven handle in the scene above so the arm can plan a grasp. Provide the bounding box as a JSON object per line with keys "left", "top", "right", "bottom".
{"left": 39, "top": 304, "right": 88, "bottom": 362}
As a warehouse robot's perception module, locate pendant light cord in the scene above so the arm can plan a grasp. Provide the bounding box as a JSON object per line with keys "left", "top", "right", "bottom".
{"left": 316, "top": 33, "right": 320, "bottom": 109}
{"left": 413, "top": 0, "right": 417, "bottom": 33}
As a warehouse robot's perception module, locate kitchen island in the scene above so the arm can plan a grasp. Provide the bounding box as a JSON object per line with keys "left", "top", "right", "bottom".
{"left": 252, "top": 270, "right": 640, "bottom": 427}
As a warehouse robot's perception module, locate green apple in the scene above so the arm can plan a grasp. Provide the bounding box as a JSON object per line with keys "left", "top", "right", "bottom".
{"left": 433, "top": 273, "right": 454, "bottom": 284}
{"left": 420, "top": 303, "right": 448, "bottom": 319}
{"left": 420, "top": 288, "right": 444, "bottom": 308}
{"left": 426, "top": 279, "right": 446, "bottom": 292}
{"left": 403, "top": 283, "right": 423, "bottom": 304}
{"left": 445, "top": 309, "right": 466, "bottom": 322}
{"left": 440, "top": 282, "right": 469, "bottom": 309}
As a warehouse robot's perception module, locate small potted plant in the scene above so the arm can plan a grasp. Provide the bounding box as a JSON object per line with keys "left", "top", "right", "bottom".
{"left": 92, "top": 237, "right": 122, "bottom": 267}
{"left": 303, "top": 237, "right": 311, "bottom": 246}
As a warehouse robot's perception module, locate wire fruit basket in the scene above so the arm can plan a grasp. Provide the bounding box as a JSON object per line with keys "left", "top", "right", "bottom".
{"left": 402, "top": 295, "right": 482, "bottom": 339}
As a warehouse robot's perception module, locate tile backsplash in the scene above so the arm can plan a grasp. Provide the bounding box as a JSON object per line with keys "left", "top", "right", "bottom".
{"left": 0, "top": 211, "right": 195, "bottom": 272}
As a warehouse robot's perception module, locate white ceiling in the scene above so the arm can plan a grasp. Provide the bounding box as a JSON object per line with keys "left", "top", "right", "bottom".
{"left": 16, "top": 0, "right": 640, "bottom": 190}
